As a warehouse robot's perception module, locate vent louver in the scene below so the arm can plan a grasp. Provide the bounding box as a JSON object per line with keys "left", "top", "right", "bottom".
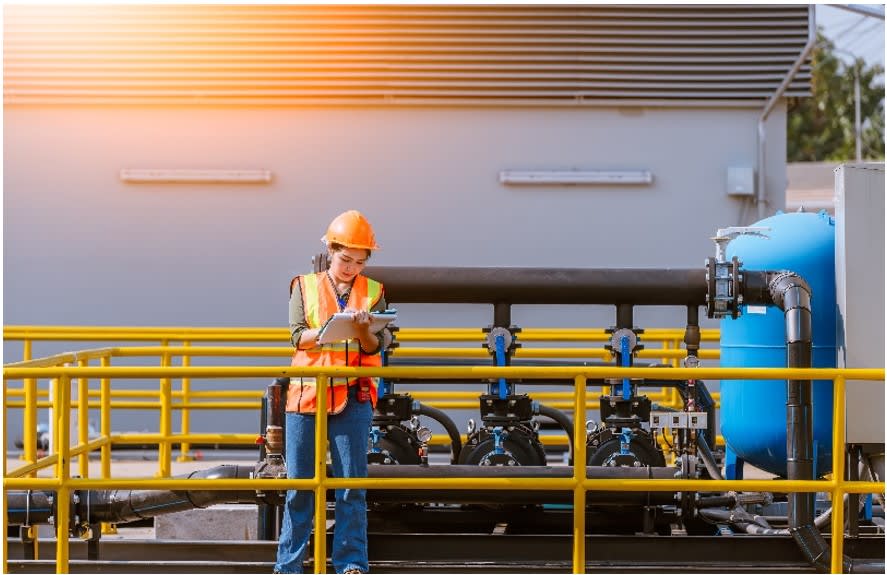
{"left": 4, "top": 4, "right": 812, "bottom": 106}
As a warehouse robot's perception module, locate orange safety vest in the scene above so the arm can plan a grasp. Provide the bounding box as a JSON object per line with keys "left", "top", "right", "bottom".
{"left": 287, "top": 272, "right": 384, "bottom": 414}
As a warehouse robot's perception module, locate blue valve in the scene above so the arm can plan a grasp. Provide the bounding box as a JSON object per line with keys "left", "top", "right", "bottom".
{"left": 369, "top": 426, "right": 383, "bottom": 453}
{"left": 494, "top": 334, "right": 508, "bottom": 400}
{"left": 620, "top": 427, "right": 632, "bottom": 456}
{"left": 492, "top": 426, "right": 507, "bottom": 454}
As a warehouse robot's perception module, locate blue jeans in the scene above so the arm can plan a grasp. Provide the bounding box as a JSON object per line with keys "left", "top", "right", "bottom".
{"left": 275, "top": 384, "right": 372, "bottom": 574}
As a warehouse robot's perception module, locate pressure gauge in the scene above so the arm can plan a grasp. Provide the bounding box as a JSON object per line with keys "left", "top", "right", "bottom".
{"left": 415, "top": 426, "right": 433, "bottom": 444}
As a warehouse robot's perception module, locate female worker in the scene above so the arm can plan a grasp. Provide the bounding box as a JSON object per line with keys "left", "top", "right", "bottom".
{"left": 275, "top": 210, "right": 388, "bottom": 574}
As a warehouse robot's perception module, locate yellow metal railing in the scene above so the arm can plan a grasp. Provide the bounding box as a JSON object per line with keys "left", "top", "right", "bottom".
{"left": 3, "top": 344, "right": 722, "bottom": 465}
{"left": 5, "top": 325, "right": 719, "bottom": 341}
{"left": 4, "top": 325, "right": 722, "bottom": 462}
{"left": 2, "top": 363, "right": 884, "bottom": 574}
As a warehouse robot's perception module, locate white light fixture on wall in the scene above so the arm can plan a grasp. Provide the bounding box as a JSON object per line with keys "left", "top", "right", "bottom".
{"left": 120, "top": 169, "right": 272, "bottom": 184}
{"left": 499, "top": 169, "right": 653, "bottom": 186}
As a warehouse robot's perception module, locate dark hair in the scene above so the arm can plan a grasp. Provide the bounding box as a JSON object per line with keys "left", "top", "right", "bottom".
{"left": 328, "top": 242, "right": 371, "bottom": 259}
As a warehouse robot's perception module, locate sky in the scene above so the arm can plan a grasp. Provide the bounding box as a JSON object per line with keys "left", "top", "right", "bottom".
{"left": 816, "top": 3, "right": 886, "bottom": 70}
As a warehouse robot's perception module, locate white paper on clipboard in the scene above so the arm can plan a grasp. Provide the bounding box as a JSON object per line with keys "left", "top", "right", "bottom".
{"left": 316, "top": 310, "right": 397, "bottom": 344}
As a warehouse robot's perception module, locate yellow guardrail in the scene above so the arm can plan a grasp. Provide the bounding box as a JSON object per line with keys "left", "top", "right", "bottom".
{"left": 4, "top": 325, "right": 721, "bottom": 463}
{"left": 3, "top": 344, "right": 723, "bottom": 461}
{"left": 5, "top": 325, "right": 719, "bottom": 341}
{"left": 2, "top": 363, "right": 883, "bottom": 574}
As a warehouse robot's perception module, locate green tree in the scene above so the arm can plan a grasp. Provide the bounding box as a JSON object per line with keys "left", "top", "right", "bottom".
{"left": 787, "top": 32, "right": 885, "bottom": 161}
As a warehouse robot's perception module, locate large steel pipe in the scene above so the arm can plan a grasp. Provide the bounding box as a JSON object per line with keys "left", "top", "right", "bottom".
{"left": 84, "top": 465, "right": 258, "bottom": 524}
{"left": 364, "top": 266, "right": 707, "bottom": 306}
{"left": 364, "top": 465, "right": 677, "bottom": 505}
{"left": 6, "top": 464, "right": 681, "bottom": 525}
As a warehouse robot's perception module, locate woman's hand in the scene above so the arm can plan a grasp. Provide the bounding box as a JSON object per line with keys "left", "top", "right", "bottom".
{"left": 346, "top": 308, "right": 379, "bottom": 352}
{"left": 347, "top": 309, "right": 372, "bottom": 334}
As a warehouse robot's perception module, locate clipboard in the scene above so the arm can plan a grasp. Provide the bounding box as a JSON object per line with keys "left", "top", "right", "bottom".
{"left": 316, "top": 309, "right": 397, "bottom": 344}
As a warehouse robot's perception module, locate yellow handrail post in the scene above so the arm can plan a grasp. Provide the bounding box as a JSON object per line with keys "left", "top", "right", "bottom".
{"left": 573, "top": 375, "right": 588, "bottom": 574}
{"left": 831, "top": 375, "right": 846, "bottom": 574}
{"left": 56, "top": 375, "right": 72, "bottom": 574}
{"left": 2, "top": 358, "right": 8, "bottom": 574}
{"left": 177, "top": 340, "right": 193, "bottom": 462}
{"left": 78, "top": 358, "right": 90, "bottom": 478}
{"left": 314, "top": 374, "right": 329, "bottom": 574}
{"left": 22, "top": 338, "right": 38, "bottom": 464}
{"left": 100, "top": 356, "right": 111, "bottom": 479}
{"left": 99, "top": 355, "right": 117, "bottom": 534}
{"left": 158, "top": 341, "right": 172, "bottom": 478}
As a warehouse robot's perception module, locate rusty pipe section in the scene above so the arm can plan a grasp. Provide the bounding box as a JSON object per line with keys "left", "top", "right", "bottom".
{"left": 263, "top": 378, "right": 287, "bottom": 458}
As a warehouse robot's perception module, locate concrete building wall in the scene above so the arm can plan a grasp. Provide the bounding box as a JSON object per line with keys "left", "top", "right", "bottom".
{"left": 4, "top": 105, "right": 787, "bottom": 331}
{"left": 3, "top": 104, "right": 789, "bottom": 443}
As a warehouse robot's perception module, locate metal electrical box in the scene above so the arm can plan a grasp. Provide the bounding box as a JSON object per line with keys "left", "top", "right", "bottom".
{"left": 726, "top": 166, "right": 755, "bottom": 196}
{"left": 834, "top": 163, "right": 885, "bottom": 444}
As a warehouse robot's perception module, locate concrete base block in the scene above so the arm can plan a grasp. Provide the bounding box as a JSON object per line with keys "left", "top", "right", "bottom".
{"left": 155, "top": 504, "right": 258, "bottom": 540}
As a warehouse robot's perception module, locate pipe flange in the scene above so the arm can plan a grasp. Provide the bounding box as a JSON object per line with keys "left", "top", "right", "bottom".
{"left": 485, "top": 326, "right": 514, "bottom": 352}
{"left": 479, "top": 450, "right": 520, "bottom": 467}
{"left": 768, "top": 271, "right": 811, "bottom": 310}
{"left": 609, "top": 328, "right": 638, "bottom": 353}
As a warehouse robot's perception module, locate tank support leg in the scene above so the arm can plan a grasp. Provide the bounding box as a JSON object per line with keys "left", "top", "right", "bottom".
{"left": 725, "top": 446, "right": 744, "bottom": 480}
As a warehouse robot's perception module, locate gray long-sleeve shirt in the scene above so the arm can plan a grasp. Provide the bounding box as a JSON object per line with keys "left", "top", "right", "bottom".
{"left": 289, "top": 276, "right": 388, "bottom": 355}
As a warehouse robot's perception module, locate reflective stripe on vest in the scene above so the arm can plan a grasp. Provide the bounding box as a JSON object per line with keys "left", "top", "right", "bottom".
{"left": 288, "top": 272, "right": 384, "bottom": 414}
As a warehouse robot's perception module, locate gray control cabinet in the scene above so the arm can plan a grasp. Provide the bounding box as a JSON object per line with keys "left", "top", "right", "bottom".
{"left": 834, "top": 163, "right": 885, "bottom": 444}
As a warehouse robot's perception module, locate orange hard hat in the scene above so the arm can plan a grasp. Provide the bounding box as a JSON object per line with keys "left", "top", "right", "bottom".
{"left": 322, "top": 210, "right": 380, "bottom": 251}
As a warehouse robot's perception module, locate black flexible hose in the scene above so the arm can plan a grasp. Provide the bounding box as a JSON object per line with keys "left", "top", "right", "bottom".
{"left": 536, "top": 403, "right": 575, "bottom": 465}
{"left": 414, "top": 401, "right": 462, "bottom": 464}
{"left": 696, "top": 432, "right": 724, "bottom": 481}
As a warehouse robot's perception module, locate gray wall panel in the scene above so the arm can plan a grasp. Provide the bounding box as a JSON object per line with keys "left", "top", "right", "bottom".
{"left": 4, "top": 105, "right": 787, "bottom": 329}
{"left": 835, "top": 163, "right": 885, "bottom": 444}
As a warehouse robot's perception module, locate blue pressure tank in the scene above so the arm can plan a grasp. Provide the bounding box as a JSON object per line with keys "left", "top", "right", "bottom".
{"left": 719, "top": 211, "right": 836, "bottom": 477}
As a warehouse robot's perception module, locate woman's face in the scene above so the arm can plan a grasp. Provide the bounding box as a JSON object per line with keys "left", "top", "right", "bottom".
{"left": 328, "top": 247, "right": 369, "bottom": 284}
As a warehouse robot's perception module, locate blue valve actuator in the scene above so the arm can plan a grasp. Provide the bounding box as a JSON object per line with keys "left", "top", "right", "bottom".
{"left": 620, "top": 335, "right": 631, "bottom": 400}
{"left": 494, "top": 334, "right": 508, "bottom": 399}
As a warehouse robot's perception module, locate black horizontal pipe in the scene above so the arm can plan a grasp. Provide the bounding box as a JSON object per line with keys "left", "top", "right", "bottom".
{"left": 367, "top": 489, "right": 673, "bottom": 505}
{"left": 5, "top": 490, "right": 54, "bottom": 526}
{"left": 6, "top": 464, "right": 683, "bottom": 526}
{"left": 366, "top": 464, "right": 674, "bottom": 480}
{"left": 364, "top": 266, "right": 708, "bottom": 305}
{"left": 83, "top": 465, "right": 258, "bottom": 524}
{"left": 363, "top": 465, "right": 676, "bottom": 505}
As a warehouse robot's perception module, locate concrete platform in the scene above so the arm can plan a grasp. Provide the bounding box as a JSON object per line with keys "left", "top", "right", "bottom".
{"left": 155, "top": 504, "right": 258, "bottom": 540}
